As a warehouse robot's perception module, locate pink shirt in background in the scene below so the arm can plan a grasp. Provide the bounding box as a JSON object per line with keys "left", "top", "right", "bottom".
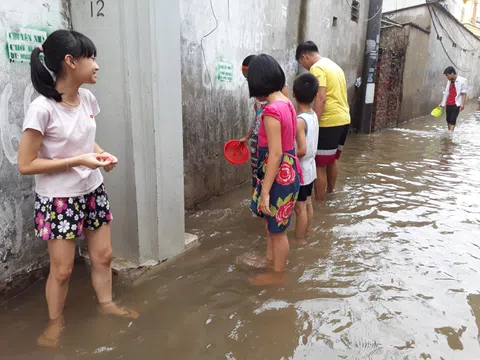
{"left": 22, "top": 88, "right": 103, "bottom": 198}
{"left": 258, "top": 100, "right": 297, "bottom": 150}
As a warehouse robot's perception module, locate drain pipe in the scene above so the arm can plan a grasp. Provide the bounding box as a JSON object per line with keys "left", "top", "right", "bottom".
{"left": 358, "top": 0, "right": 383, "bottom": 134}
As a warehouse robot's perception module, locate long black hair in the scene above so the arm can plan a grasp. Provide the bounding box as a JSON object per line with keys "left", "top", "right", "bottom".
{"left": 30, "top": 30, "right": 97, "bottom": 102}
{"left": 247, "top": 54, "right": 286, "bottom": 98}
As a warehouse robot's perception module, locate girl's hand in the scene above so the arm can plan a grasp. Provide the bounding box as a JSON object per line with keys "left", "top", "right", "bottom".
{"left": 101, "top": 152, "right": 118, "bottom": 172}
{"left": 79, "top": 153, "right": 112, "bottom": 170}
{"left": 259, "top": 191, "right": 271, "bottom": 216}
{"left": 238, "top": 136, "right": 249, "bottom": 146}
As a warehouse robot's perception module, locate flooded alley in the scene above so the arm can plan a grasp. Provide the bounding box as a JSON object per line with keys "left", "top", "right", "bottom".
{"left": 2, "top": 103, "right": 480, "bottom": 360}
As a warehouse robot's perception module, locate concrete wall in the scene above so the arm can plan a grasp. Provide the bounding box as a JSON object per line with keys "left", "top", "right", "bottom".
{"left": 70, "top": 0, "right": 139, "bottom": 263}
{"left": 387, "top": 4, "right": 480, "bottom": 123}
{"left": 0, "top": 1, "right": 70, "bottom": 294}
{"left": 70, "top": 0, "right": 185, "bottom": 264}
{"left": 384, "top": 0, "right": 466, "bottom": 22}
{"left": 181, "top": 0, "right": 370, "bottom": 208}
{"left": 384, "top": 0, "right": 426, "bottom": 13}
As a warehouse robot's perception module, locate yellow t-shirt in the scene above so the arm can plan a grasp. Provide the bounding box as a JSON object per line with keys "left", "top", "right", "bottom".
{"left": 310, "top": 58, "right": 351, "bottom": 127}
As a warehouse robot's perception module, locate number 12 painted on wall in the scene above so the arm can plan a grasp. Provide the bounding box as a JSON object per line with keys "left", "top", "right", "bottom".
{"left": 91, "top": 0, "right": 105, "bottom": 17}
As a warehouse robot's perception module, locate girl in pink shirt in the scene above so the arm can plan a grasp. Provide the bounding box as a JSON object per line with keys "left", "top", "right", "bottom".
{"left": 17, "top": 30, "right": 138, "bottom": 348}
{"left": 248, "top": 55, "right": 302, "bottom": 285}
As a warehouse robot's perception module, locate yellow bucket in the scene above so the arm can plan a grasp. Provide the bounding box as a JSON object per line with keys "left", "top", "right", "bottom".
{"left": 431, "top": 107, "right": 443, "bottom": 117}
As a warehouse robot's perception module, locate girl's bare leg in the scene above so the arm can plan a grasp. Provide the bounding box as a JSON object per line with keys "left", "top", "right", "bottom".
{"left": 242, "top": 228, "right": 273, "bottom": 268}
{"left": 306, "top": 196, "right": 314, "bottom": 236}
{"left": 294, "top": 201, "right": 308, "bottom": 242}
{"left": 37, "top": 239, "right": 76, "bottom": 348}
{"left": 85, "top": 225, "right": 138, "bottom": 319}
{"left": 249, "top": 231, "right": 289, "bottom": 286}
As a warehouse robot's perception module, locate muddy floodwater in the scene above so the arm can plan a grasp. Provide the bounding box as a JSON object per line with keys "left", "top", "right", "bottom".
{"left": 1, "top": 103, "right": 480, "bottom": 360}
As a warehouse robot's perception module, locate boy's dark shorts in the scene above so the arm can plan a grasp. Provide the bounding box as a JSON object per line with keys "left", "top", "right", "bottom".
{"left": 315, "top": 124, "right": 350, "bottom": 167}
{"left": 446, "top": 105, "right": 460, "bottom": 126}
{"left": 298, "top": 181, "right": 314, "bottom": 202}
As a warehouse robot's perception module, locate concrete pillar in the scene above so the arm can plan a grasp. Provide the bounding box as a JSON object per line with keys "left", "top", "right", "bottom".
{"left": 358, "top": 0, "right": 383, "bottom": 134}
{"left": 70, "top": 0, "right": 185, "bottom": 264}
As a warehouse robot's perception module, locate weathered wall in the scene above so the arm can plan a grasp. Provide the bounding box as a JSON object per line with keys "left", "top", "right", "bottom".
{"left": 373, "top": 27, "right": 408, "bottom": 130}
{"left": 181, "top": 0, "right": 299, "bottom": 207}
{"left": 0, "top": 1, "right": 70, "bottom": 294}
{"left": 388, "top": 4, "right": 480, "bottom": 123}
{"left": 384, "top": 0, "right": 464, "bottom": 21}
{"left": 181, "top": 0, "right": 370, "bottom": 208}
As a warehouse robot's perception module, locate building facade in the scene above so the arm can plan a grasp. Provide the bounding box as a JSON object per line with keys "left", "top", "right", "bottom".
{"left": 373, "top": 2, "right": 480, "bottom": 130}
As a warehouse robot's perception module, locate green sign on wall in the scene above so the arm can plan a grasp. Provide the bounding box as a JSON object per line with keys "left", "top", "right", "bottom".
{"left": 216, "top": 60, "right": 233, "bottom": 82}
{"left": 6, "top": 28, "right": 47, "bottom": 62}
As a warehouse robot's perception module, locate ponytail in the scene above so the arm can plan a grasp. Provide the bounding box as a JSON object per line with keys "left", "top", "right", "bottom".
{"left": 29, "top": 30, "right": 97, "bottom": 102}
{"left": 30, "top": 47, "right": 62, "bottom": 102}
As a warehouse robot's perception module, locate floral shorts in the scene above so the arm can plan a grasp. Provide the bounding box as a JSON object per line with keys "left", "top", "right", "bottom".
{"left": 34, "top": 183, "right": 113, "bottom": 240}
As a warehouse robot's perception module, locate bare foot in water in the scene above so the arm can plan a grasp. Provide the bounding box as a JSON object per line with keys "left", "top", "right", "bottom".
{"left": 249, "top": 271, "right": 285, "bottom": 286}
{"left": 242, "top": 254, "right": 273, "bottom": 269}
{"left": 37, "top": 315, "right": 64, "bottom": 348}
{"left": 98, "top": 302, "right": 139, "bottom": 319}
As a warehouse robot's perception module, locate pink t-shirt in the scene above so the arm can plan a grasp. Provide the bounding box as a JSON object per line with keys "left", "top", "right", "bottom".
{"left": 258, "top": 100, "right": 297, "bottom": 151}
{"left": 22, "top": 88, "right": 103, "bottom": 198}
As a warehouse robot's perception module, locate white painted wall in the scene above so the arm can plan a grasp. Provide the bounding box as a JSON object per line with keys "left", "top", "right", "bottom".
{"left": 384, "top": 0, "right": 468, "bottom": 23}
{"left": 384, "top": 0, "right": 425, "bottom": 12}
{"left": 70, "top": 0, "right": 185, "bottom": 264}
{"left": 0, "top": 0, "right": 70, "bottom": 293}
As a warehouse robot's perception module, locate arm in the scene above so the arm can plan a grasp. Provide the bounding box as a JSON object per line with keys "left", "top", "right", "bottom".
{"left": 259, "top": 116, "right": 283, "bottom": 215}
{"left": 17, "top": 129, "right": 98, "bottom": 175}
{"left": 314, "top": 87, "right": 327, "bottom": 120}
{"left": 239, "top": 126, "right": 253, "bottom": 144}
{"left": 460, "top": 79, "right": 468, "bottom": 111}
{"left": 296, "top": 117, "right": 307, "bottom": 158}
{"left": 460, "top": 93, "right": 467, "bottom": 111}
{"left": 440, "top": 82, "right": 448, "bottom": 107}
{"left": 94, "top": 142, "right": 104, "bottom": 154}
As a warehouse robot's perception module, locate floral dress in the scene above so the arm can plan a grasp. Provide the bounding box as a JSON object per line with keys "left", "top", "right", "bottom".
{"left": 250, "top": 100, "right": 302, "bottom": 233}
{"left": 250, "top": 99, "right": 267, "bottom": 187}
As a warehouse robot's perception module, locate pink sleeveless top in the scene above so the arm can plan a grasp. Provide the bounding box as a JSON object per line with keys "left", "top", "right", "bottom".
{"left": 257, "top": 100, "right": 297, "bottom": 151}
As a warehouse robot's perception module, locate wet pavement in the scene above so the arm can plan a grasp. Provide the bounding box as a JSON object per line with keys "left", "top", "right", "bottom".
{"left": 1, "top": 103, "right": 480, "bottom": 359}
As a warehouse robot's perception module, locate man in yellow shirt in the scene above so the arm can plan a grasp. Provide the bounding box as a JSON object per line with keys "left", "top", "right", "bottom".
{"left": 296, "top": 41, "right": 351, "bottom": 201}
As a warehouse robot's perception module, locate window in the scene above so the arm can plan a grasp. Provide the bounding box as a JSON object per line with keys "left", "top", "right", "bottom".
{"left": 351, "top": 1, "right": 360, "bottom": 23}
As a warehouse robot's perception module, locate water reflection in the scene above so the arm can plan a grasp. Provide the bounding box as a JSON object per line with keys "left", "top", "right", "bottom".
{"left": 1, "top": 103, "right": 480, "bottom": 359}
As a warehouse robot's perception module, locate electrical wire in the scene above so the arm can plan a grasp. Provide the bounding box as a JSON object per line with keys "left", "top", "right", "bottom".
{"left": 366, "top": 5, "right": 383, "bottom": 22}
{"left": 200, "top": 0, "right": 219, "bottom": 87}
{"left": 345, "top": 0, "right": 380, "bottom": 22}
{"left": 439, "top": 3, "right": 480, "bottom": 53}
{"left": 425, "top": 0, "right": 469, "bottom": 72}
{"left": 432, "top": 3, "right": 480, "bottom": 53}
{"left": 430, "top": 3, "right": 477, "bottom": 52}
